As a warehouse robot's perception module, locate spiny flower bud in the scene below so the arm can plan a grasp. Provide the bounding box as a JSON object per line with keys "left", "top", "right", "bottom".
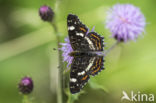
{"left": 39, "top": 5, "right": 54, "bottom": 22}
{"left": 18, "top": 77, "right": 33, "bottom": 94}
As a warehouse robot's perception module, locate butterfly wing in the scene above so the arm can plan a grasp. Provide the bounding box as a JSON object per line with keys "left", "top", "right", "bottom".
{"left": 89, "top": 56, "right": 105, "bottom": 76}
{"left": 85, "top": 32, "right": 105, "bottom": 75}
{"left": 70, "top": 56, "right": 92, "bottom": 94}
{"left": 86, "top": 32, "right": 104, "bottom": 51}
{"left": 67, "top": 14, "right": 104, "bottom": 51}
{"left": 70, "top": 56, "right": 104, "bottom": 94}
{"left": 67, "top": 14, "right": 94, "bottom": 51}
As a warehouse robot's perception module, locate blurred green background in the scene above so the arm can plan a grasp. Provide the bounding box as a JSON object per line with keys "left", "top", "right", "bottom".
{"left": 0, "top": 0, "right": 156, "bottom": 103}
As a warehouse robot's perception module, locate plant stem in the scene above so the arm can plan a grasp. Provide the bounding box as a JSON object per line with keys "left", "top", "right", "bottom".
{"left": 22, "top": 95, "right": 31, "bottom": 103}
{"left": 50, "top": 0, "right": 66, "bottom": 103}
{"left": 51, "top": 21, "right": 66, "bottom": 103}
{"left": 104, "top": 41, "right": 119, "bottom": 56}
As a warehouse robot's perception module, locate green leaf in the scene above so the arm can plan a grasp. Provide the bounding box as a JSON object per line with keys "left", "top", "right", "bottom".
{"left": 65, "top": 88, "right": 85, "bottom": 103}
{"left": 89, "top": 80, "right": 109, "bottom": 93}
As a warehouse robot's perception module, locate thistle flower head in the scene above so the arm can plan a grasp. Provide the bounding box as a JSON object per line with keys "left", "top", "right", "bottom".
{"left": 18, "top": 77, "right": 33, "bottom": 95}
{"left": 106, "top": 4, "right": 146, "bottom": 42}
{"left": 39, "top": 5, "right": 54, "bottom": 22}
{"left": 60, "top": 37, "right": 73, "bottom": 68}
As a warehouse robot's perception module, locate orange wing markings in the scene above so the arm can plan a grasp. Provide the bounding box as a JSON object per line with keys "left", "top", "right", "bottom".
{"left": 99, "top": 58, "right": 102, "bottom": 65}
{"left": 91, "top": 67, "right": 101, "bottom": 74}
{"left": 91, "top": 34, "right": 100, "bottom": 41}
{"left": 91, "top": 58, "right": 102, "bottom": 75}
{"left": 91, "top": 38, "right": 98, "bottom": 50}
{"left": 98, "top": 42, "right": 101, "bottom": 50}
{"left": 90, "top": 34, "right": 102, "bottom": 50}
{"left": 81, "top": 75, "right": 88, "bottom": 81}
{"left": 79, "top": 27, "right": 87, "bottom": 32}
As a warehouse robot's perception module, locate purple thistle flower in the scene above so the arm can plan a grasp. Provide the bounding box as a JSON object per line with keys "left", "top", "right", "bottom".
{"left": 18, "top": 77, "right": 33, "bottom": 95}
{"left": 60, "top": 27, "right": 95, "bottom": 69}
{"left": 60, "top": 37, "right": 73, "bottom": 68}
{"left": 39, "top": 5, "right": 54, "bottom": 22}
{"left": 106, "top": 4, "right": 146, "bottom": 42}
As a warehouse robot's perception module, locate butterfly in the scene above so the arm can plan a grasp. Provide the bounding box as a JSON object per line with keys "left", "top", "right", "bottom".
{"left": 67, "top": 14, "right": 105, "bottom": 94}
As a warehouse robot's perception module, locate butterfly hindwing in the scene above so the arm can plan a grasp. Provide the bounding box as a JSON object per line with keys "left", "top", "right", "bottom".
{"left": 89, "top": 56, "right": 104, "bottom": 76}
{"left": 70, "top": 56, "right": 91, "bottom": 94}
{"left": 70, "top": 55, "right": 104, "bottom": 94}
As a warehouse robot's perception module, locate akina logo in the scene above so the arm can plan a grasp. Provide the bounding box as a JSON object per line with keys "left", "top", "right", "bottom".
{"left": 121, "top": 90, "right": 154, "bottom": 102}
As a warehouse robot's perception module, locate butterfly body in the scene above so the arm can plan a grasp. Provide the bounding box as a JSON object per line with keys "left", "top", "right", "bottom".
{"left": 69, "top": 51, "right": 99, "bottom": 57}
{"left": 67, "top": 14, "right": 105, "bottom": 94}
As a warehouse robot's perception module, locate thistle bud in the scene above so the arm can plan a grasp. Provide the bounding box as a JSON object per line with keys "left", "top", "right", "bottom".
{"left": 39, "top": 5, "right": 54, "bottom": 22}
{"left": 18, "top": 77, "right": 33, "bottom": 94}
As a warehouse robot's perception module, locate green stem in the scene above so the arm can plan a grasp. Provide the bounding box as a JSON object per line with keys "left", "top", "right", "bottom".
{"left": 51, "top": 21, "right": 66, "bottom": 103}
{"left": 50, "top": 0, "right": 66, "bottom": 102}
{"left": 22, "top": 95, "right": 31, "bottom": 103}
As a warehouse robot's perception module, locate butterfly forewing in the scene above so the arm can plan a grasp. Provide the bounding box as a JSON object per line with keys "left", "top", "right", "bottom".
{"left": 67, "top": 14, "right": 104, "bottom": 51}
{"left": 67, "top": 14, "right": 93, "bottom": 51}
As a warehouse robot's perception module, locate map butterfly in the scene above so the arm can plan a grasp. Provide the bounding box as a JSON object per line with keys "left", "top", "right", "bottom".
{"left": 67, "top": 14, "right": 105, "bottom": 94}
